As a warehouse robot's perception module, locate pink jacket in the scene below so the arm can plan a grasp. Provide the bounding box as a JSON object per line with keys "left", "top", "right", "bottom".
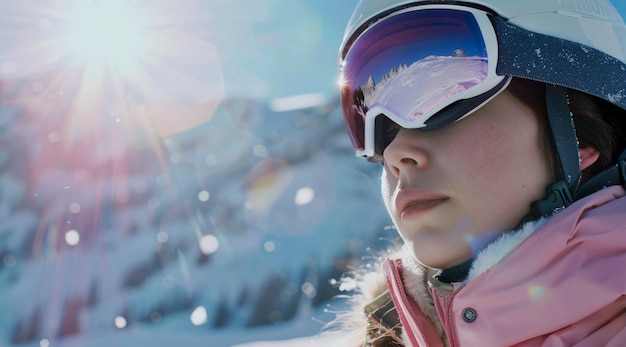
{"left": 376, "top": 186, "right": 626, "bottom": 346}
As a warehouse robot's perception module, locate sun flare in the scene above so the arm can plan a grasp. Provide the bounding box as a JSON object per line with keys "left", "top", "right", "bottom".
{"left": 1, "top": 0, "right": 224, "bottom": 138}
{"left": 59, "top": 1, "right": 152, "bottom": 73}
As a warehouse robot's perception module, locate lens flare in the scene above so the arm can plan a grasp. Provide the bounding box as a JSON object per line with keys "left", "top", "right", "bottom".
{"left": 336, "top": 74, "right": 347, "bottom": 89}
{"left": 294, "top": 187, "right": 315, "bottom": 206}
{"left": 114, "top": 316, "right": 127, "bottom": 329}
{"left": 199, "top": 234, "right": 219, "bottom": 255}
{"left": 190, "top": 306, "right": 207, "bottom": 326}
{"left": 64, "top": 229, "right": 80, "bottom": 246}
{"left": 246, "top": 158, "right": 293, "bottom": 228}
{"left": 528, "top": 285, "right": 548, "bottom": 303}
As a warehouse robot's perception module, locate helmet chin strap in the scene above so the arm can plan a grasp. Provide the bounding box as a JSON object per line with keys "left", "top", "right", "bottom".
{"left": 530, "top": 85, "right": 626, "bottom": 218}
{"left": 531, "top": 85, "right": 581, "bottom": 218}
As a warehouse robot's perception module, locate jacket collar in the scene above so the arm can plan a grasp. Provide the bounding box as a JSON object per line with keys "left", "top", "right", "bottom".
{"left": 361, "top": 186, "right": 626, "bottom": 346}
{"left": 466, "top": 185, "right": 625, "bottom": 283}
{"left": 465, "top": 218, "right": 545, "bottom": 283}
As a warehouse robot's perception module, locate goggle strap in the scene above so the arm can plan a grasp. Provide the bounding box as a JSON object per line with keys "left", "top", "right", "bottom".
{"left": 493, "top": 16, "right": 626, "bottom": 111}
{"left": 494, "top": 15, "right": 626, "bottom": 216}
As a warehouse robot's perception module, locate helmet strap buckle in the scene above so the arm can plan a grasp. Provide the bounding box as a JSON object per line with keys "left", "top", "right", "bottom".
{"left": 531, "top": 180, "right": 574, "bottom": 218}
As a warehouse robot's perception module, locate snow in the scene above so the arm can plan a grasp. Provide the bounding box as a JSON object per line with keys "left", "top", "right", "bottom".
{"left": 0, "top": 85, "right": 391, "bottom": 347}
{"left": 0, "top": 92, "right": 393, "bottom": 347}
{"left": 367, "top": 56, "right": 488, "bottom": 123}
{"left": 9, "top": 298, "right": 350, "bottom": 347}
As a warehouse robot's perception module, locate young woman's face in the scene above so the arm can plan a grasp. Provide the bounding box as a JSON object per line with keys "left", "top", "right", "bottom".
{"left": 381, "top": 90, "right": 552, "bottom": 269}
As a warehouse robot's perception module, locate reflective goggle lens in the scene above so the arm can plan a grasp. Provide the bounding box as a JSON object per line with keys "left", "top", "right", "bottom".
{"left": 340, "top": 6, "right": 504, "bottom": 159}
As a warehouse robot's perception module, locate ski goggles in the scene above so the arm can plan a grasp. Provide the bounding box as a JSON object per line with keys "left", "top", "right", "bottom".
{"left": 339, "top": 5, "right": 510, "bottom": 162}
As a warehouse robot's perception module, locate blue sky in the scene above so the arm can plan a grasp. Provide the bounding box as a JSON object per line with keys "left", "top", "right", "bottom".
{"left": 613, "top": 1, "right": 626, "bottom": 18}
{"left": 203, "top": 0, "right": 360, "bottom": 100}
{"left": 2, "top": 0, "right": 625, "bottom": 103}
{"left": 242, "top": 0, "right": 626, "bottom": 101}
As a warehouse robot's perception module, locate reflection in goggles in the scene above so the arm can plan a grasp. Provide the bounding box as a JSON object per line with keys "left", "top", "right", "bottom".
{"left": 340, "top": 6, "right": 506, "bottom": 160}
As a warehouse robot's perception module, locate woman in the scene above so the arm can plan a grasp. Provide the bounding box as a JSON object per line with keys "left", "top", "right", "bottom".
{"left": 334, "top": 0, "right": 626, "bottom": 346}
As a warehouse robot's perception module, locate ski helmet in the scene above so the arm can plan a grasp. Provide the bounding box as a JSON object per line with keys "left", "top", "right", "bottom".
{"left": 338, "top": 0, "right": 626, "bottom": 217}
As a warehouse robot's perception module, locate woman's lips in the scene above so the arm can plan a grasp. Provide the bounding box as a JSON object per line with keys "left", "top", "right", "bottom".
{"left": 396, "top": 189, "right": 449, "bottom": 221}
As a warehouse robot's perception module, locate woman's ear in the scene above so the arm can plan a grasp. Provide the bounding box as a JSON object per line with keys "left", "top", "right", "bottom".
{"left": 579, "top": 146, "right": 600, "bottom": 171}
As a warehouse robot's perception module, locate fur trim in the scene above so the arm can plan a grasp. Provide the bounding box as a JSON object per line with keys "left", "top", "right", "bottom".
{"left": 466, "top": 218, "right": 545, "bottom": 283}
{"left": 326, "top": 246, "right": 446, "bottom": 346}
{"left": 324, "top": 254, "right": 392, "bottom": 346}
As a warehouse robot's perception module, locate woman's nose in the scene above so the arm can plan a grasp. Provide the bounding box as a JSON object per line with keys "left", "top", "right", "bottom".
{"left": 382, "top": 127, "right": 428, "bottom": 178}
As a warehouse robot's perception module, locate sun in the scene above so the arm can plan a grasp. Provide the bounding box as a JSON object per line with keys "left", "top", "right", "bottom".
{"left": 1, "top": 0, "right": 224, "bottom": 138}
{"left": 58, "top": 0, "right": 154, "bottom": 78}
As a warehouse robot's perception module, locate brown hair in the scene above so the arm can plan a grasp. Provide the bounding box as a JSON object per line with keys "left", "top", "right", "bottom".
{"left": 506, "top": 78, "right": 621, "bottom": 184}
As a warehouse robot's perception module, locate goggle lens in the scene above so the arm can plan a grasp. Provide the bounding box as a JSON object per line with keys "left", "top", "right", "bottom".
{"left": 340, "top": 7, "right": 503, "bottom": 158}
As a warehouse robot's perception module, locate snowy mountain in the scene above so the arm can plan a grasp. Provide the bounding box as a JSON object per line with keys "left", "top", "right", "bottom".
{"left": 368, "top": 56, "right": 488, "bottom": 122}
{"left": 0, "top": 93, "right": 393, "bottom": 346}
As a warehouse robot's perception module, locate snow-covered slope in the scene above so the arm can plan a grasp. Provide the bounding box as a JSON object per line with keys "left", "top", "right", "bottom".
{"left": 0, "top": 95, "right": 392, "bottom": 347}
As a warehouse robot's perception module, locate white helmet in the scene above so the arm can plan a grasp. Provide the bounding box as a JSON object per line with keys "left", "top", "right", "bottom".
{"left": 338, "top": 0, "right": 626, "bottom": 217}
{"left": 342, "top": 0, "right": 626, "bottom": 63}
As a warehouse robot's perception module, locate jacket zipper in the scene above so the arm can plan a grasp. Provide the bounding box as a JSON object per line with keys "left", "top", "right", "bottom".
{"left": 433, "top": 286, "right": 463, "bottom": 347}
